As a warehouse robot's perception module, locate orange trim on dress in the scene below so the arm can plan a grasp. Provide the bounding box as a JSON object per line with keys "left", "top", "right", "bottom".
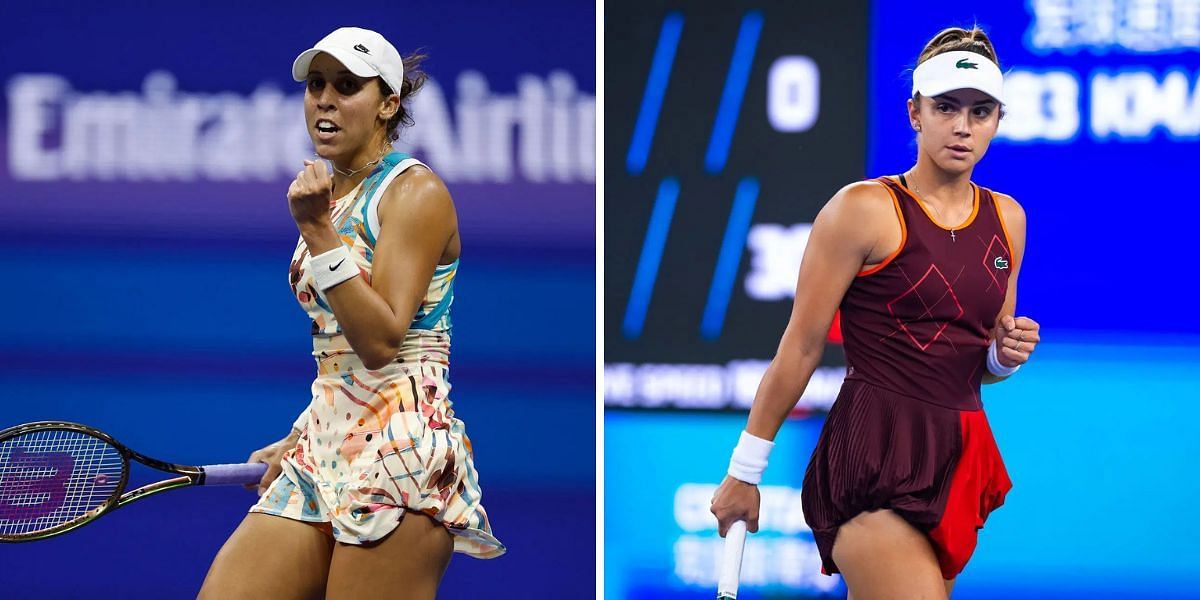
{"left": 858, "top": 180, "right": 907, "bottom": 277}
{"left": 892, "top": 176, "right": 980, "bottom": 232}
{"left": 991, "top": 188, "right": 1015, "bottom": 258}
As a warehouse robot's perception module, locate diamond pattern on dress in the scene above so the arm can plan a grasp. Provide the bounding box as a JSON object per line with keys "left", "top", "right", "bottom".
{"left": 981, "top": 234, "right": 1011, "bottom": 295}
{"left": 887, "top": 264, "right": 964, "bottom": 352}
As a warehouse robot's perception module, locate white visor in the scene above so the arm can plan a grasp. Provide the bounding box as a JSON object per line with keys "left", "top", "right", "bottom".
{"left": 911, "top": 50, "right": 1004, "bottom": 104}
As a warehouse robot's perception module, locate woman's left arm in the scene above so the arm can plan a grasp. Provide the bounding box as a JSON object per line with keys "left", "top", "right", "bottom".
{"left": 292, "top": 161, "right": 454, "bottom": 370}
{"left": 983, "top": 192, "right": 1038, "bottom": 384}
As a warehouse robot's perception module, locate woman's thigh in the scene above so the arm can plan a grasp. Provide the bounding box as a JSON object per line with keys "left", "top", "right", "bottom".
{"left": 199, "top": 512, "right": 334, "bottom": 600}
{"left": 325, "top": 511, "right": 454, "bottom": 600}
{"left": 833, "top": 509, "right": 946, "bottom": 600}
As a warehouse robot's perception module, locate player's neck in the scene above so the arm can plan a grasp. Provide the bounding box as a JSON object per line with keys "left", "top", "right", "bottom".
{"left": 907, "top": 162, "right": 973, "bottom": 210}
{"left": 330, "top": 142, "right": 392, "bottom": 195}
{"left": 331, "top": 168, "right": 369, "bottom": 198}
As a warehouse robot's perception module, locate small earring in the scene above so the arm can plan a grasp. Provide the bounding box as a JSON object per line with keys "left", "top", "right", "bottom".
{"left": 915, "top": 125, "right": 922, "bottom": 132}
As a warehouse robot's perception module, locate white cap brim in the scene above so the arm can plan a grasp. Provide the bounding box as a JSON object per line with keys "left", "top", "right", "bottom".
{"left": 912, "top": 50, "right": 1004, "bottom": 104}
{"left": 292, "top": 47, "right": 378, "bottom": 82}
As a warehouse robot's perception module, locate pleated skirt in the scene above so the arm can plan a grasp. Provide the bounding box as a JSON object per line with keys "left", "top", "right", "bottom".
{"left": 801, "top": 379, "right": 1011, "bottom": 580}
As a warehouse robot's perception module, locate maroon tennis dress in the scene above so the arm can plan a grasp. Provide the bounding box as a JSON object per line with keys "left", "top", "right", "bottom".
{"left": 801, "top": 175, "right": 1015, "bottom": 580}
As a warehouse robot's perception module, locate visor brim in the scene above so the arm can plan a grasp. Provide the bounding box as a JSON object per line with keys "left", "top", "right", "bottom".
{"left": 291, "top": 47, "right": 378, "bottom": 82}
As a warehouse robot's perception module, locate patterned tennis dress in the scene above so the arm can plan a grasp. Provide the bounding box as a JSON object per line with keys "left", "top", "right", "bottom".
{"left": 250, "top": 151, "right": 504, "bottom": 558}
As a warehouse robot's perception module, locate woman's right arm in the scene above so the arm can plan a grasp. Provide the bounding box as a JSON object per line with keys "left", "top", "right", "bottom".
{"left": 744, "top": 181, "right": 892, "bottom": 440}
{"left": 710, "top": 180, "right": 895, "bottom": 534}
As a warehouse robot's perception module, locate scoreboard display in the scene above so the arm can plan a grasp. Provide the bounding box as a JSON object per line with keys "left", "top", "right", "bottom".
{"left": 604, "top": 2, "right": 868, "bottom": 411}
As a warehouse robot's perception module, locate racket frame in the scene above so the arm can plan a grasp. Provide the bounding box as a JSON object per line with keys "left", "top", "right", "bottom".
{"left": 0, "top": 421, "right": 207, "bottom": 542}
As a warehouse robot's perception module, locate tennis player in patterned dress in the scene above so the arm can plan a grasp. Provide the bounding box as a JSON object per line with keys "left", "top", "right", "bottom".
{"left": 199, "top": 27, "right": 503, "bottom": 600}
{"left": 710, "top": 27, "right": 1039, "bottom": 599}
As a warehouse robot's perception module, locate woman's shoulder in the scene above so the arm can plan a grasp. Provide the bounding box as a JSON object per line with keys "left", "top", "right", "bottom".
{"left": 387, "top": 161, "right": 446, "bottom": 197}
{"left": 978, "top": 184, "right": 1026, "bottom": 226}
{"left": 822, "top": 178, "right": 898, "bottom": 221}
{"left": 808, "top": 179, "right": 904, "bottom": 258}
{"left": 377, "top": 160, "right": 455, "bottom": 226}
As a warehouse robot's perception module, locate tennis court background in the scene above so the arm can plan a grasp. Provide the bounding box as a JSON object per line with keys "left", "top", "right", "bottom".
{"left": 0, "top": 1, "right": 595, "bottom": 597}
{"left": 605, "top": 1, "right": 1200, "bottom": 598}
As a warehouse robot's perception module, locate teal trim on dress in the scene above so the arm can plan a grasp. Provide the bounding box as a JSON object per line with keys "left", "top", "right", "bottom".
{"left": 358, "top": 152, "right": 411, "bottom": 248}
{"left": 412, "top": 279, "right": 454, "bottom": 330}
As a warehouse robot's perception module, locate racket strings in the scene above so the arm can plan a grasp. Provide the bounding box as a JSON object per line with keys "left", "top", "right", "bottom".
{"left": 0, "top": 429, "right": 124, "bottom": 537}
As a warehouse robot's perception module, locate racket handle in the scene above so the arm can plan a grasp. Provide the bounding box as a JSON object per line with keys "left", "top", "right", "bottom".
{"left": 717, "top": 520, "right": 748, "bottom": 599}
{"left": 202, "top": 462, "right": 269, "bottom": 486}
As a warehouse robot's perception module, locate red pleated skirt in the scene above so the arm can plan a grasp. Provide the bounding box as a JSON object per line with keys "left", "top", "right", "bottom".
{"left": 801, "top": 379, "right": 1012, "bottom": 580}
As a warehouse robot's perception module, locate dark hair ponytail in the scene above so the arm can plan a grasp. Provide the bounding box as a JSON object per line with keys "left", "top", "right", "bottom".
{"left": 378, "top": 50, "right": 429, "bottom": 142}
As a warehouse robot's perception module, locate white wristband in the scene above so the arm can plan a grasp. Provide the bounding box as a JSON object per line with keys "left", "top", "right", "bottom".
{"left": 310, "top": 245, "right": 359, "bottom": 291}
{"left": 727, "top": 431, "right": 774, "bottom": 485}
{"left": 987, "top": 339, "right": 1020, "bottom": 377}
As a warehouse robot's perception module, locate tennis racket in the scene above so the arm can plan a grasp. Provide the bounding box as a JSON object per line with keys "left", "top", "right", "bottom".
{"left": 0, "top": 421, "right": 268, "bottom": 542}
{"left": 717, "top": 520, "right": 748, "bottom": 599}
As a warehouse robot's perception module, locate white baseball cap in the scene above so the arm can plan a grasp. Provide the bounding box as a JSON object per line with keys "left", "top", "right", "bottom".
{"left": 911, "top": 50, "right": 1004, "bottom": 104}
{"left": 292, "top": 27, "right": 405, "bottom": 96}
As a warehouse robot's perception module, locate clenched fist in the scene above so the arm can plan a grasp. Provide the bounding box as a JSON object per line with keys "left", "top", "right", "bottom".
{"left": 992, "top": 314, "right": 1040, "bottom": 368}
{"left": 287, "top": 159, "right": 335, "bottom": 228}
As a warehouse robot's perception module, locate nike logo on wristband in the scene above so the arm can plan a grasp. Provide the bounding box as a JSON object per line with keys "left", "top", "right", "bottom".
{"left": 329, "top": 259, "right": 345, "bottom": 271}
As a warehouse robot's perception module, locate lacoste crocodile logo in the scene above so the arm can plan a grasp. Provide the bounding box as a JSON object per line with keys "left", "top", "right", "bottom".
{"left": 994, "top": 257, "right": 1009, "bottom": 269}
{"left": 956, "top": 58, "right": 978, "bottom": 69}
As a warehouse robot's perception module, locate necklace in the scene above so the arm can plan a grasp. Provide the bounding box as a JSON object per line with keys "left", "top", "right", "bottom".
{"left": 321, "top": 143, "right": 393, "bottom": 179}
{"left": 906, "top": 171, "right": 969, "bottom": 242}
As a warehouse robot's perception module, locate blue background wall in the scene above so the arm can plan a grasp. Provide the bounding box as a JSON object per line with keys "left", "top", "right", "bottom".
{"left": 0, "top": 1, "right": 595, "bottom": 598}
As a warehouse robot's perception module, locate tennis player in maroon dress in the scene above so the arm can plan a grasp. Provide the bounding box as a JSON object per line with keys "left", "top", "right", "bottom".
{"left": 710, "top": 27, "right": 1040, "bottom": 599}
